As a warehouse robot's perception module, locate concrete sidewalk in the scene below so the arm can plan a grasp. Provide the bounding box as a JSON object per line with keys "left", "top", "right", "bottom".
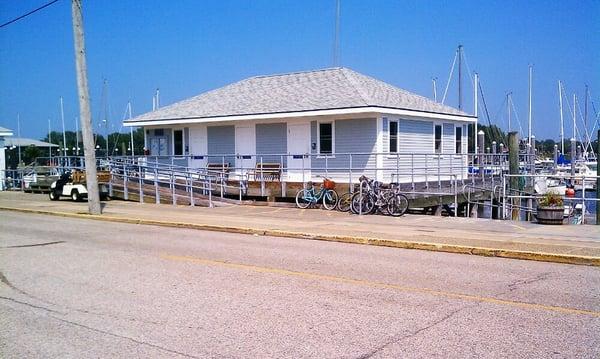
{"left": 1, "top": 191, "right": 599, "bottom": 265}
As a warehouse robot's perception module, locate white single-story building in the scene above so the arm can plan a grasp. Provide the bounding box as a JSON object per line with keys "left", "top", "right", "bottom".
{"left": 125, "top": 67, "right": 476, "bottom": 182}
{"left": 0, "top": 126, "right": 14, "bottom": 190}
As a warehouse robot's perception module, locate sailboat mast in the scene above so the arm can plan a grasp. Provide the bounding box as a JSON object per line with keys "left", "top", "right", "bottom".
{"left": 48, "top": 118, "right": 52, "bottom": 159}
{"left": 507, "top": 92, "right": 511, "bottom": 132}
{"left": 528, "top": 65, "right": 533, "bottom": 147}
{"left": 60, "top": 96, "right": 67, "bottom": 157}
{"left": 573, "top": 94, "right": 576, "bottom": 141}
{"left": 558, "top": 81, "right": 564, "bottom": 154}
{"left": 474, "top": 72, "right": 478, "bottom": 155}
{"left": 128, "top": 101, "right": 134, "bottom": 157}
{"left": 583, "top": 85, "right": 589, "bottom": 140}
{"left": 103, "top": 79, "right": 109, "bottom": 156}
{"left": 432, "top": 78, "right": 437, "bottom": 102}
{"left": 17, "top": 113, "right": 21, "bottom": 166}
{"left": 458, "top": 45, "right": 463, "bottom": 111}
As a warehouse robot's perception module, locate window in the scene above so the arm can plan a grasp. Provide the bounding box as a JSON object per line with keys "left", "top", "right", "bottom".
{"left": 154, "top": 129, "right": 164, "bottom": 136}
{"left": 319, "top": 122, "right": 333, "bottom": 154}
{"left": 455, "top": 126, "right": 462, "bottom": 154}
{"left": 173, "top": 129, "right": 184, "bottom": 156}
{"left": 434, "top": 124, "right": 442, "bottom": 154}
{"left": 389, "top": 121, "right": 398, "bottom": 153}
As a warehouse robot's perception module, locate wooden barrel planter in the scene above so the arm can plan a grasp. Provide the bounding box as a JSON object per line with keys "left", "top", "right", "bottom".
{"left": 536, "top": 206, "right": 564, "bottom": 225}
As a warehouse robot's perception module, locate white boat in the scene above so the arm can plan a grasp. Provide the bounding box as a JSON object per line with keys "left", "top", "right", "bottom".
{"left": 534, "top": 177, "right": 566, "bottom": 195}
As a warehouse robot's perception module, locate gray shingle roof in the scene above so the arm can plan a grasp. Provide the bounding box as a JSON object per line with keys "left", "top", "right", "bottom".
{"left": 0, "top": 126, "right": 13, "bottom": 134}
{"left": 127, "top": 67, "right": 471, "bottom": 123}
{"left": 4, "top": 138, "right": 58, "bottom": 147}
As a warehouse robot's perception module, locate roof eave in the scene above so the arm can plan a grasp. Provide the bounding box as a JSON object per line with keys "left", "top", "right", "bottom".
{"left": 124, "top": 106, "right": 476, "bottom": 127}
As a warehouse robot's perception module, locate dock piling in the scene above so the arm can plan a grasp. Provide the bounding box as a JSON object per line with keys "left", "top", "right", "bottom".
{"left": 508, "top": 132, "right": 519, "bottom": 220}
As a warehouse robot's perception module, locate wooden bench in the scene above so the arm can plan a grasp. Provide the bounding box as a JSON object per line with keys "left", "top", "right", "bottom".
{"left": 206, "top": 163, "right": 231, "bottom": 179}
{"left": 251, "top": 162, "right": 281, "bottom": 181}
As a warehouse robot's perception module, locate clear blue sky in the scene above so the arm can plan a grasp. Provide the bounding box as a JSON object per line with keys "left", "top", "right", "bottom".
{"left": 1, "top": 0, "right": 598, "bottom": 141}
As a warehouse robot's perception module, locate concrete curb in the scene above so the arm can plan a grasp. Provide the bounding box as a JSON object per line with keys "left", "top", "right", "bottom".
{"left": 1, "top": 206, "right": 599, "bottom": 267}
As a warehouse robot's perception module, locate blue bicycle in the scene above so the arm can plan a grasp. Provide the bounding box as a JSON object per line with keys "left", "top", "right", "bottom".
{"left": 295, "top": 177, "right": 339, "bottom": 210}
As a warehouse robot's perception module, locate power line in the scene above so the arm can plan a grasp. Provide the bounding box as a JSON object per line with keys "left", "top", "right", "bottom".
{"left": 0, "top": 0, "right": 60, "bottom": 29}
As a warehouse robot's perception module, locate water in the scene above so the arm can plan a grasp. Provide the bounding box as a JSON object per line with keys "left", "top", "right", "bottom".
{"left": 571, "top": 190, "right": 597, "bottom": 223}
{"left": 479, "top": 189, "right": 598, "bottom": 224}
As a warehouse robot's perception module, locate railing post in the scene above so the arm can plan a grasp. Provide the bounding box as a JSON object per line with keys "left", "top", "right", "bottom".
{"left": 239, "top": 175, "right": 243, "bottom": 203}
{"left": 260, "top": 156, "right": 264, "bottom": 197}
{"left": 411, "top": 154, "right": 415, "bottom": 190}
{"left": 396, "top": 153, "right": 399, "bottom": 184}
{"left": 108, "top": 165, "right": 113, "bottom": 197}
{"left": 218, "top": 173, "right": 222, "bottom": 198}
{"left": 349, "top": 154, "right": 353, "bottom": 192}
{"left": 208, "top": 175, "right": 213, "bottom": 207}
{"left": 454, "top": 175, "right": 458, "bottom": 217}
{"left": 189, "top": 172, "right": 194, "bottom": 207}
{"left": 437, "top": 154, "right": 441, "bottom": 189}
{"left": 171, "top": 172, "right": 176, "bottom": 206}
{"left": 138, "top": 163, "right": 143, "bottom": 204}
{"left": 359, "top": 178, "right": 363, "bottom": 216}
{"left": 502, "top": 175, "right": 506, "bottom": 220}
{"left": 425, "top": 155, "right": 429, "bottom": 189}
{"left": 280, "top": 154, "right": 285, "bottom": 197}
{"left": 581, "top": 182, "right": 586, "bottom": 225}
{"left": 302, "top": 154, "right": 305, "bottom": 187}
{"left": 123, "top": 163, "right": 128, "bottom": 201}
{"left": 154, "top": 168, "right": 160, "bottom": 204}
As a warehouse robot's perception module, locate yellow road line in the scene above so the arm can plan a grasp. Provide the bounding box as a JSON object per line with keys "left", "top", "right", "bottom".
{"left": 161, "top": 254, "right": 600, "bottom": 318}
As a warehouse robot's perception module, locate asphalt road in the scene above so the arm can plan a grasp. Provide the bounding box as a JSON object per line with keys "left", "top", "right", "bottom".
{"left": 1, "top": 211, "right": 599, "bottom": 358}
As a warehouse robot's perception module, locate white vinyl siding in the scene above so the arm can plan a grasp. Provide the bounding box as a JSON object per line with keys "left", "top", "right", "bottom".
{"left": 256, "top": 123, "right": 287, "bottom": 165}
{"left": 311, "top": 118, "right": 377, "bottom": 180}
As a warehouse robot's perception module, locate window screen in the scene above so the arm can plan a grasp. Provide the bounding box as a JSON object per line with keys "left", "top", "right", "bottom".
{"left": 434, "top": 125, "right": 442, "bottom": 154}
{"left": 455, "top": 126, "right": 462, "bottom": 154}
{"left": 389, "top": 121, "right": 398, "bottom": 153}
{"left": 173, "top": 130, "right": 183, "bottom": 156}
{"left": 319, "top": 123, "right": 333, "bottom": 154}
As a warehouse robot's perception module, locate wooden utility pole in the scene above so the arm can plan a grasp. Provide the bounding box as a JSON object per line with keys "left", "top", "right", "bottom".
{"left": 71, "top": 0, "right": 101, "bottom": 215}
{"left": 508, "top": 132, "right": 520, "bottom": 221}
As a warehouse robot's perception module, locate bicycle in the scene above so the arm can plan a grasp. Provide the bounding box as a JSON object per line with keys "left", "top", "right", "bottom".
{"left": 350, "top": 176, "right": 409, "bottom": 216}
{"left": 337, "top": 191, "right": 353, "bottom": 212}
{"left": 295, "top": 177, "right": 339, "bottom": 210}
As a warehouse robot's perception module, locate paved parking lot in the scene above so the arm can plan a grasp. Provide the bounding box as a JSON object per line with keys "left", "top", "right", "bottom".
{"left": 1, "top": 211, "right": 599, "bottom": 358}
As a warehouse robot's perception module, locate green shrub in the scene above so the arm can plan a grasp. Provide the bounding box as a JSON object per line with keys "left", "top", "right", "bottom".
{"left": 538, "top": 191, "right": 563, "bottom": 208}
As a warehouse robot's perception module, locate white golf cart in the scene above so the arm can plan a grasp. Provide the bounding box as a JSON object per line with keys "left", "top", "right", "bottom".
{"left": 49, "top": 171, "right": 110, "bottom": 201}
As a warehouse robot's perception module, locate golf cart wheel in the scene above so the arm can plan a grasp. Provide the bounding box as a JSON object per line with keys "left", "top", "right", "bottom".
{"left": 49, "top": 190, "right": 60, "bottom": 201}
{"left": 71, "top": 189, "right": 81, "bottom": 202}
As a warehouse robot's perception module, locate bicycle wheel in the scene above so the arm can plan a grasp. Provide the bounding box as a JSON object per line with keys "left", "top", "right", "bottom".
{"left": 351, "top": 192, "right": 374, "bottom": 215}
{"left": 295, "top": 189, "right": 312, "bottom": 209}
{"left": 337, "top": 192, "right": 352, "bottom": 212}
{"left": 322, "top": 190, "right": 339, "bottom": 210}
{"left": 386, "top": 194, "right": 409, "bottom": 217}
